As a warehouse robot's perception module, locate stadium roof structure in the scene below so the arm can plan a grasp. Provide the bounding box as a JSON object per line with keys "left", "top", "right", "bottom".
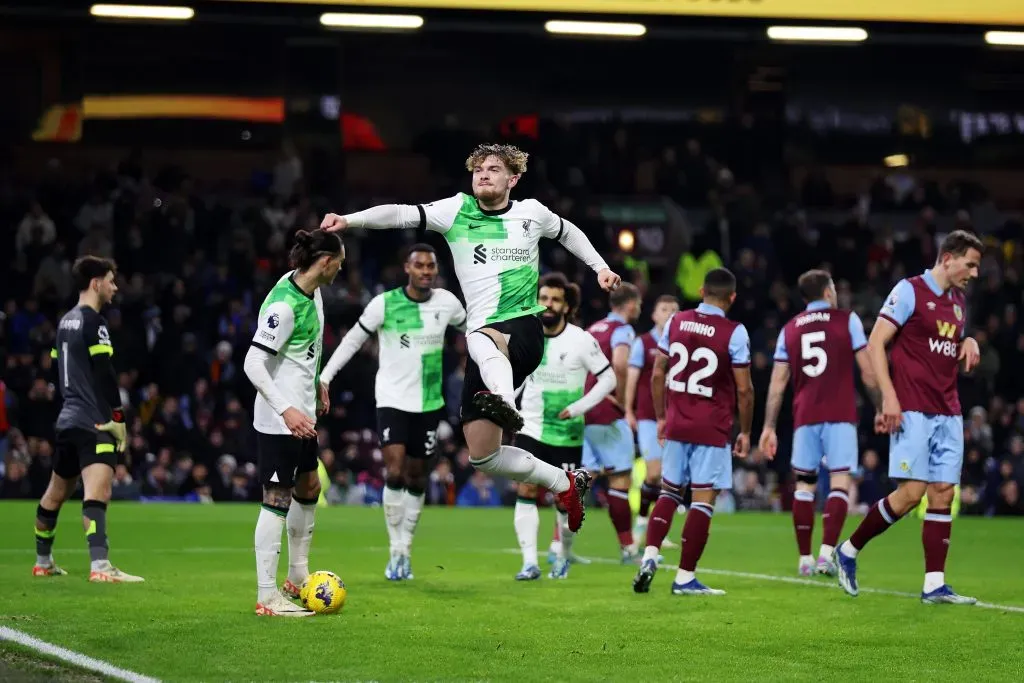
{"left": 9, "top": 0, "right": 1024, "bottom": 36}
{"left": 209, "top": 0, "right": 1024, "bottom": 26}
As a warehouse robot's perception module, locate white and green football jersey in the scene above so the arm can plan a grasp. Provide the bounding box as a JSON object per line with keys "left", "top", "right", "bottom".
{"left": 520, "top": 324, "right": 610, "bottom": 448}
{"left": 421, "top": 193, "right": 565, "bottom": 332}
{"left": 358, "top": 287, "right": 466, "bottom": 413}
{"left": 251, "top": 271, "right": 324, "bottom": 435}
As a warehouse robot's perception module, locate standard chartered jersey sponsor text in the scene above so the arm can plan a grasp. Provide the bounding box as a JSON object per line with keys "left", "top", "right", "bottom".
{"left": 475, "top": 246, "right": 532, "bottom": 263}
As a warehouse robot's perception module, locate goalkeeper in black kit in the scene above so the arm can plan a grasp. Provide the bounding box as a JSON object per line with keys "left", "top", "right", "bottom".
{"left": 32, "top": 256, "right": 143, "bottom": 583}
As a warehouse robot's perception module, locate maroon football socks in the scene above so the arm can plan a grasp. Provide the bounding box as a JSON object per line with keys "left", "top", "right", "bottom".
{"left": 608, "top": 488, "right": 634, "bottom": 547}
{"left": 847, "top": 497, "right": 903, "bottom": 553}
{"left": 679, "top": 502, "right": 713, "bottom": 572}
{"left": 821, "top": 489, "right": 850, "bottom": 550}
{"left": 922, "top": 507, "right": 953, "bottom": 573}
{"left": 643, "top": 495, "right": 678, "bottom": 551}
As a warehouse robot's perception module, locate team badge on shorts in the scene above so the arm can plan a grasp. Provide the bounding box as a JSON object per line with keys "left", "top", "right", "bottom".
{"left": 900, "top": 460, "right": 911, "bottom": 473}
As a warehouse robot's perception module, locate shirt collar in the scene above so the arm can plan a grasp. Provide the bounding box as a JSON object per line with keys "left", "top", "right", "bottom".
{"left": 922, "top": 270, "right": 946, "bottom": 297}
{"left": 805, "top": 300, "right": 832, "bottom": 312}
{"left": 608, "top": 312, "right": 627, "bottom": 324}
{"left": 696, "top": 302, "right": 725, "bottom": 317}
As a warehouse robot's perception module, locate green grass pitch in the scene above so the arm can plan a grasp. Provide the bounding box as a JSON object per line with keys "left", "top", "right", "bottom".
{"left": 1, "top": 501, "right": 1023, "bottom": 682}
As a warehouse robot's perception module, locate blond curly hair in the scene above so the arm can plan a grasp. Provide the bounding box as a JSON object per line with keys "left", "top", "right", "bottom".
{"left": 464, "top": 143, "right": 529, "bottom": 175}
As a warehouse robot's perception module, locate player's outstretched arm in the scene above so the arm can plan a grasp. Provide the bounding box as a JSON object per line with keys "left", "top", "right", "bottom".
{"left": 322, "top": 195, "right": 463, "bottom": 234}
{"left": 551, "top": 216, "right": 621, "bottom": 291}
{"left": 321, "top": 205, "right": 418, "bottom": 232}
{"left": 319, "top": 326, "right": 371, "bottom": 387}
{"left": 758, "top": 362, "right": 790, "bottom": 460}
{"left": 321, "top": 296, "right": 384, "bottom": 386}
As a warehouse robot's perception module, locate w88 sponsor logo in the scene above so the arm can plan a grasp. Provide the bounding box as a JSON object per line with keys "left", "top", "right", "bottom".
{"left": 928, "top": 337, "right": 959, "bottom": 358}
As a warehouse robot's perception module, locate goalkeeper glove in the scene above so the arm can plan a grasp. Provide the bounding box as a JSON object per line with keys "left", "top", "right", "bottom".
{"left": 96, "top": 408, "right": 127, "bottom": 453}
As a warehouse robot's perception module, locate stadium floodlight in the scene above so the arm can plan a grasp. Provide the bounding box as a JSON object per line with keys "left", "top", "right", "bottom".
{"left": 544, "top": 20, "right": 647, "bottom": 38}
{"left": 617, "top": 229, "right": 636, "bottom": 253}
{"left": 985, "top": 31, "right": 1024, "bottom": 46}
{"left": 884, "top": 154, "right": 910, "bottom": 168}
{"left": 320, "top": 13, "right": 424, "bottom": 29}
{"left": 89, "top": 4, "right": 194, "bottom": 20}
{"left": 766, "top": 26, "right": 868, "bottom": 43}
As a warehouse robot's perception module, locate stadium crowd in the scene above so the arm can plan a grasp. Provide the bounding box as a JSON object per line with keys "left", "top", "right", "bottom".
{"left": 2, "top": 122, "right": 1023, "bottom": 516}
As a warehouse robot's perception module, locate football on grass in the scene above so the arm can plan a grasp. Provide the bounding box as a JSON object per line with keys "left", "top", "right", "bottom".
{"left": 300, "top": 571, "right": 347, "bottom": 614}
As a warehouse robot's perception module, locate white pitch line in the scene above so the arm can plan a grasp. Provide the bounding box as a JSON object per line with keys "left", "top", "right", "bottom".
{"left": 497, "top": 548, "right": 1024, "bottom": 613}
{"left": 587, "top": 554, "right": 1024, "bottom": 614}
{"left": 0, "top": 626, "right": 160, "bottom": 683}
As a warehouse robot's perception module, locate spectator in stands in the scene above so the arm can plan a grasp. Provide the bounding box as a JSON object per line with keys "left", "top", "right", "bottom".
{"left": 15, "top": 202, "right": 56, "bottom": 257}
{"left": 456, "top": 472, "right": 502, "bottom": 508}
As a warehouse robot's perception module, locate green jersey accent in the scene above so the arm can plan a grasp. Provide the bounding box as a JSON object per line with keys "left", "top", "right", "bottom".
{"left": 420, "top": 193, "right": 564, "bottom": 331}
{"left": 359, "top": 287, "right": 466, "bottom": 413}
{"left": 490, "top": 265, "right": 542, "bottom": 325}
{"left": 519, "top": 324, "right": 611, "bottom": 447}
{"left": 539, "top": 387, "right": 585, "bottom": 447}
{"left": 251, "top": 271, "right": 324, "bottom": 435}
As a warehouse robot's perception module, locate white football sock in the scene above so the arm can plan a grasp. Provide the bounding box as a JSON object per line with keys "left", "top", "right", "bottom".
{"left": 924, "top": 571, "right": 945, "bottom": 593}
{"left": 674, "top": 568, "right": 696, "bottom": 585}
{"left": 471, "top": 445, "right": 570, "bottom": 493}
{"left": 839, "top": 539, "right": 859, "bottom": 558}
{"left": 401, "top": 490, "right": 425, "bottom": 556}
{"left": 466, "top": 332, "right": 515, "bottom": 407}
{"left": 514, "top": 500, "right": 539, "bottom": 567}
{"left": 556, "top": 510, "right": 575, "bottom": 560}
{"left": 818, "top": 544, "right": 835, "bottom": 560}
{"left": 643, "top": 546, "right": 661, "bottom": 563}
{"left": 36, "top": 554, "right": 53, "bottom": 568}
{"left": 383, "top": 486, "right": 405, "bottom": 556}
{"left": 286, "top": 498, "right": 316, "bottom": 585}
{"left": 255, "top": 505, "right": 287, "bottom": 602}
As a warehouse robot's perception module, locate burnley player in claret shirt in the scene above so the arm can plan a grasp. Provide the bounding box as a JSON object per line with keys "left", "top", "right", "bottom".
{"left": 583, "top": 284, "right": 643, "bottom": 561}
{"left": 625, "top": 295, "right": 681, "bottom": 548}
{"left": 633, "top": 268, "right": 754, "bottom": 596}
{"left": 834, "top": 230, "right": 983, "bottom": 605}
{"left": 758, "top": 270, "right": 882, "bottom": 578}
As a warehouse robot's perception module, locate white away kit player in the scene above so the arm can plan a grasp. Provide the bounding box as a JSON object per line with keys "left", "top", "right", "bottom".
{"left": 244, "top": 230, "right": 344, "bottom": 617}
{"left": 321, "top": 143, "right": 621, "bottom": 537}
{"left": 321, "top": 243, "right": 466, "bottom": 581}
